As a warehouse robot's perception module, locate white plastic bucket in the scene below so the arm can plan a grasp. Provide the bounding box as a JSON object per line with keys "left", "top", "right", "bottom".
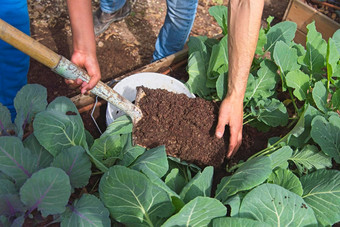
{"left": 106, "top": 72, "right": 195, "bottom": 126}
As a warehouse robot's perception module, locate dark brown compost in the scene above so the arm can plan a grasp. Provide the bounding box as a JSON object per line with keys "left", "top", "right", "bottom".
{"left": 133, "top": 86, "right": 229, "bottom": 167}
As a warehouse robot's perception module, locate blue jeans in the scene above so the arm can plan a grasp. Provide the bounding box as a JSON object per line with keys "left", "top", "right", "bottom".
{"left": 0, "top": 0, "right": 30, "bottom": 121}
{"left": 100, "top": 0, "right": 198, "bottom": 61}
{"left": 101, "top": 0, "right": 126, "bottom": 13}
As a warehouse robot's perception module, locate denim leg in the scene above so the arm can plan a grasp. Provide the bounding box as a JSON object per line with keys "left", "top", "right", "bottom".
{"left": 100, "top": 0, "right": 126, "bottom": 14}
{"left": 0, "top": 0, "right": 30, "bottom": 121}
{"left": 153, "top": 0, "right": 198, "bottom": 61}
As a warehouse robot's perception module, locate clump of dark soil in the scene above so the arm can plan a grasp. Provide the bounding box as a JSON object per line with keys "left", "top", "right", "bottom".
{"left": 133, "top": 86, "right": 229, "bottom": 167}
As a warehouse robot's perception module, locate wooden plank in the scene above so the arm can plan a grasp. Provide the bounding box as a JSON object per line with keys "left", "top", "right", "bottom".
{"left": 294, "top": 29, "right": 307, "bottom": 46}
{"left": 283, "top": 0, "right": 294, "bottom": 21}
{"left": 283, "top": 0, "right": 340, "bottom": 43}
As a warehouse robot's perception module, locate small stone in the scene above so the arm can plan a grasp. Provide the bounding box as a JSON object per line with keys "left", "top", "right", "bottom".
{"left": 98, "top": 41, "right": 104, "bottom": 47}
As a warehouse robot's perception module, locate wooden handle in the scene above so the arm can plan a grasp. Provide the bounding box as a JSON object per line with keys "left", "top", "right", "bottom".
{"left": 0, "top": 18, "right": 60, "bottom": 68}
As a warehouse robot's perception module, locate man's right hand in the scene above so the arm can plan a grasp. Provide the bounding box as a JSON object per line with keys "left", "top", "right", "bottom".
{"left": 64, "top": 49, "right": 101, "bottom": 95}
{"left": 215, "top": 94, "right": 244, "bottom": 159}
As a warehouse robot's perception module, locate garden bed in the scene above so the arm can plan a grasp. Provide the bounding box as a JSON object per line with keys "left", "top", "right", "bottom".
{"left": 1, "top": 4, "right": 340, "bottom": 227}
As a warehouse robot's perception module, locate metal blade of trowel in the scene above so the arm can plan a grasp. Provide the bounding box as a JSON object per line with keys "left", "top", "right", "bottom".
{"left": 0, "top": 18, "right": 143, "bottom": 125}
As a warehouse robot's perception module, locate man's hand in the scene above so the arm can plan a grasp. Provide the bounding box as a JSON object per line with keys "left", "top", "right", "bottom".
{"left": 66, "top": 0, "right": 100, "bottom": 94}
{"left": 64, "top": 50, "right": 101, "bottom": 94}
{"left": 215, "top": 95, "right": 244, "bottom": 159}
{"left": 215, "top": 0, "right": 264, "bottom": 158}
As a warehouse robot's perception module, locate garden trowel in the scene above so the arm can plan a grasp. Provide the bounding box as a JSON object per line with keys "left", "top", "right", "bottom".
{"left": 0, "top": 18, "right": 143, "bottom": 125}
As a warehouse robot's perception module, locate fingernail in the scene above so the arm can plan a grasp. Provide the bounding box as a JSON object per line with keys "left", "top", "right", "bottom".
{"left": 216, "top": 132, "right": 222, "bottom": 138}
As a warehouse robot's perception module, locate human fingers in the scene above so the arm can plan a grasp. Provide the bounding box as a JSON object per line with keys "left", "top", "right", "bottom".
{"left": 80, "top": 73, "right": 100, "bottom": 94}
{"left": 215, "top": 118, "right": 227, "bottom": 139}
{"left": 70, "top": 52, "right": 101, "bottom": 94}
{"left": 215, "top": 99, "right": 230, "bottom": 139}
{"left": 227, "top": 125, "right": 242, "bottom": 159}
{"left": 64, "top": 79, "right": 81, "bottom": 89}
{"left": 63, "top": 53, "right": 86, "bottom": 90}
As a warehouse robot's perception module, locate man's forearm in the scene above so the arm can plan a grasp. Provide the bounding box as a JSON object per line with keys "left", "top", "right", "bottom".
{"left": 67, "top": 0, "right": 96, "bottom": 54}
{"left": 65, "top": 0, "right": 101, "bottom": 94}
{"left": 227, "top": 0, "right": 264, "bottom": 100}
